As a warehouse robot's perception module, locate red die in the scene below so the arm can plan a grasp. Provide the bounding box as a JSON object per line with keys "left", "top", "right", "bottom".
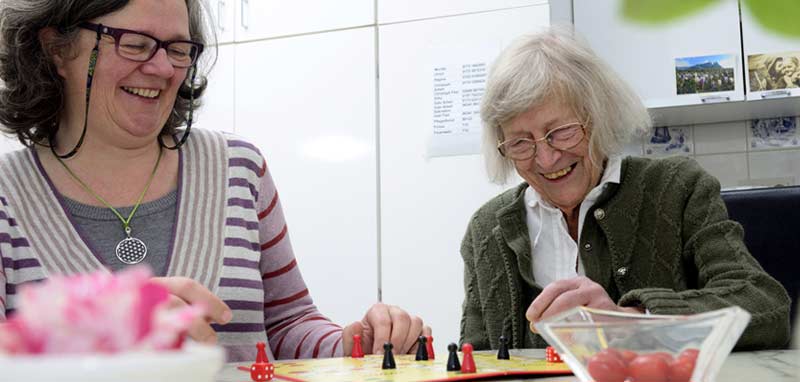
{"left": 250, "top": 362, "right": 275, "bottom": 381}
{"left": 545, "top": 346, "right": 563, "bottom": 363}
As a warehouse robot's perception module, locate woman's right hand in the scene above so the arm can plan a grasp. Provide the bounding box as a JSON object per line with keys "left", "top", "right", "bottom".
{"left": 525, "top": 276, "right": 643, "bottom": 333}
{"left": 150, "top": 277, "right": 233, "bottom": 344}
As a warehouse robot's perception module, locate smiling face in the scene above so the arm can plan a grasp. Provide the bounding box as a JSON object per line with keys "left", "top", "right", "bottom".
{"left": 54, "top": 0, "right": 190, "bottom": 148}
{"left": 503, "top": 100, "right": 603, "bottom": 215}
{"left": 781, "top": 58, "right": 797, "bottom": 76}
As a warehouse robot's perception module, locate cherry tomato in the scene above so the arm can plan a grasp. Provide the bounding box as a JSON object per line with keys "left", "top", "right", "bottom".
{"left": 628, "top": 354, "right": 670, "bottom": 382}
{"left": 620, "top": 349, "right": 638, "bottom": 365}
{"left": 598, "top": 348, "right": 624, "bottom": 361}
{"left": 649, "top": 351, "right": 675, "bottom": 363}
{"left": 668, "top": 356, "right": 696, "bottom": 382}
{"left": 678, "top": 348, "right": 699, "bottom": 363}
{"left": 587, "top": 352, "right": 627, "bottom": 382}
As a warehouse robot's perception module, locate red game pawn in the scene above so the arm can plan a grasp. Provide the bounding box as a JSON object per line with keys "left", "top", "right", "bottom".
{"left": 351, "top": 334, "right": 364, "bottom": 358}
{"left": 460, "top": 343, "right": 476, "bottom": 373}
{"left": 426, "top": 335, "right": 435, "bottom": 360}
{"left": 250, "top": 342, "right": 275, "bottom": 382}
{"left": 256, "top": 342, "right": 269, "bottom": 363}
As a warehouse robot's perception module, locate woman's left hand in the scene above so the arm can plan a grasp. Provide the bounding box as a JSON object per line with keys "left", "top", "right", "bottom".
{"left": 525, "top": 276, "right": 643, "bottom": 332}
{"left": 341, "top": 303, "right": 432, "bottom": 356}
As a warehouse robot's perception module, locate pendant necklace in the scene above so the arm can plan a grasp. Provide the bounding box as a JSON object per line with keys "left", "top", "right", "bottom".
{"left": 54, "top": 146, "right": 163, "bottom": 264}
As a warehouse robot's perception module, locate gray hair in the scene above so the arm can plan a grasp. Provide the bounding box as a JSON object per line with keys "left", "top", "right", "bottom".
{"left": 0, "top": 0, "right": 215, "bottom": 147}
{"left": 480, "top": 26, "right": 651, "bottom": 184}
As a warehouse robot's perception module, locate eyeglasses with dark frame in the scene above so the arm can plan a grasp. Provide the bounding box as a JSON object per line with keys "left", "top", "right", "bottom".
{"left": 497, "top": 121, "right": 587, "bottom": 161}
{"left": 79, "top": 22, "right": 204, "bottom": 68}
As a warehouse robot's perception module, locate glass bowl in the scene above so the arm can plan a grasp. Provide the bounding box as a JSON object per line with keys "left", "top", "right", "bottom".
{"left": 534, "top": 306, "right": 751, "bottom": 382}
{"left": 0, "top": 342, "right": 224, "bottom": 382}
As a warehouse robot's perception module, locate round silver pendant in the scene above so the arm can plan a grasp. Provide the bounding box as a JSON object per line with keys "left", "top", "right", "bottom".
{"left": 116, "top": 237, "right": 148, "bottom": 264}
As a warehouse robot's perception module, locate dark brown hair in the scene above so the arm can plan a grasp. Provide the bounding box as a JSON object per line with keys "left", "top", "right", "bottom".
{"left": 0, "top": 0, "right": 214, "bottom": 147}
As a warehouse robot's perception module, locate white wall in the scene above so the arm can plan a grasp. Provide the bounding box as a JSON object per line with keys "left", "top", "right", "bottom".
{"left": 379, "top": 5, "right": 549, "bottom": 347}
{"left": 210, "top": 0, "right": 552, "bottom": 348}
{"left": 233, "top": 27, "right": 379, "bottom": 329}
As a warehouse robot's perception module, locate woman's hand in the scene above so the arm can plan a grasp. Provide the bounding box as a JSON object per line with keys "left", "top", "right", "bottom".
{"left": 150, "top": 277, "right": 233, "bottom": 344}
{"left": 341, "top": 303, "right": 431, "bottom": 355}
{"left": 526, "top": 276, "right": 643, "bottom": 332}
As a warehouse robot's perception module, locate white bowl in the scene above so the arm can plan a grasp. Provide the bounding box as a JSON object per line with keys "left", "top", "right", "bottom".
{"left": 0, "top": 343, "right": 224, "bottom": 382}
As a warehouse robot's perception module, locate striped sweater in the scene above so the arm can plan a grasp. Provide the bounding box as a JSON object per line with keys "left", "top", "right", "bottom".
{"left": 0, "top": 129, "right": 343, "bottom": 362}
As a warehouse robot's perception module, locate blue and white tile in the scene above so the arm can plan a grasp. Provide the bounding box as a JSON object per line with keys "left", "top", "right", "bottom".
{"left": 746, "top": 116, "right": 800, "bottom": 151}
{"left": 644, "top": 126, "right": 694, "bottom": 157}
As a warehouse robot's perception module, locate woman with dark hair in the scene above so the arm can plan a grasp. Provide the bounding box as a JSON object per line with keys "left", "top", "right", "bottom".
{"left": 0, "top": 0, "right": 429, "bottom": 362}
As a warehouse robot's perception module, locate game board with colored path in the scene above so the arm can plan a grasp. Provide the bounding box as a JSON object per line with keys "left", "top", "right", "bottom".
{"left": 240, "top": 352, "right": 572, "bottom": 382}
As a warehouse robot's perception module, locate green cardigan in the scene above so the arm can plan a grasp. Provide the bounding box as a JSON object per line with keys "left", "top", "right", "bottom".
{"left": 459, "top": 156, "right": 791, "bottom": 350}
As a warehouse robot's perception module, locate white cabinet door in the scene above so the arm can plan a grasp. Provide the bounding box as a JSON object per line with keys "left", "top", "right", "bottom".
{"left": 193, "top": 44, "right": 235, "bottom": 133}
{"left": 234, "top": 0, "right": 373, "bottom": 41}
{"left": 574, "top": 0, "right": 743, "bottom": 108}
{"left": 378, "top": 0, "right": 546, "bottom": 24}
{"left": 234, "top": 28, "right": 378, "bottom": 326}
{"left": 379, "top": 5, "right": 547, "bottom": 348}
{"left": 741, "top": 3, "right": 800, "bottom": 99}
{"left": 207, "top": 0, "right": 236, "bottom": 44}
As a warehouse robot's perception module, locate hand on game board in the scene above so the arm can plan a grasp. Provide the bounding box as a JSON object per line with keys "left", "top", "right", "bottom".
{"left": 525, "top": 276, "right": 644, "bottom": 333}
{"left": 342, "top": 303, "right": 432, "bottom": 355}
{"left": 151, "top": 276, "right": 233, "bottom": 344}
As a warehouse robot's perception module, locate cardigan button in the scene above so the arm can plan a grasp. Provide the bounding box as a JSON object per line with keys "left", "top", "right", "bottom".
{"left": 593, "top": 208, "right": 606, "bottom": 220}
{"left": 616, "top": 267, "right": 628, "bottom": 276}
{"left": 583, "top": 243, "right": 592, "bottom": 251}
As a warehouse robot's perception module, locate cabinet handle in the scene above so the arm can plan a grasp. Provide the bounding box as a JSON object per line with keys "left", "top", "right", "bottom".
{"left": 760, "top": 90, "right": 792, "bottom": 99}
{"left": 700, "top": 95, "right": 730, "bottom": 104}
{"left": 240, "top": 0, "right": 249, "bottom": 30}
{"left": 217, "top": 0, "right": 226, "bottom": 32}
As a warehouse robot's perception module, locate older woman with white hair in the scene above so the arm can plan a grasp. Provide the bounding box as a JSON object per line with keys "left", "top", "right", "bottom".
{"left": 459, "top": 26, "right": 790, "bottom": 351}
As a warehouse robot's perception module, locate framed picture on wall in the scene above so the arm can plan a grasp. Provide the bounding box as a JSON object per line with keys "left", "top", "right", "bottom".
{"left": 675, "top": 54, "right": 736, "bottom": 95}
{"left": 747, "top": 52, "right": 800, "bottom": 92}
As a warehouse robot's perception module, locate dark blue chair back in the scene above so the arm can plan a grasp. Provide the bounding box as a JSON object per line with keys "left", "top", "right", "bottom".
{"left": 721, "top": 186, "right": 800, "bottom": 340}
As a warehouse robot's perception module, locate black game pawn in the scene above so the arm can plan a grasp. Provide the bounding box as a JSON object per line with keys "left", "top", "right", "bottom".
{"left": 415, "top": 336, "right": 429, "bottom": 361}
{"left": 446, "top": 342, "right": 461, "bottom": 371}
{"left": 382, "top": 342, "right": 397, "bottom": 370}
{"left": 497, "top": 335, "right": 510, "bottom": 360}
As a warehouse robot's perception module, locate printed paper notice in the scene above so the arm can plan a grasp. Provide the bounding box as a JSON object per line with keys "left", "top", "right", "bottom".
{"left": 428, "top": 60, "right": 490, "bottom": 157}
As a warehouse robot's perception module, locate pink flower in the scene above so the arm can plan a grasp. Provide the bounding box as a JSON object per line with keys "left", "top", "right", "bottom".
{"left": 0, "top": 266, "right": 204, "bottom": 355}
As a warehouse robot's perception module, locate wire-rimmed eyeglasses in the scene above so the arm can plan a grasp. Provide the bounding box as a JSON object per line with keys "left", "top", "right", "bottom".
{"left": 79, "top": 22, "right": 204, "bottom": 68}
{"left": 497, "top": 121, "right": 587, "bottom": 161}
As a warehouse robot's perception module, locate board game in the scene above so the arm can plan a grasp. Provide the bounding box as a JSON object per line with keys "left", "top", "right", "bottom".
{"left": 239, "top": 351, "right": 572, "bottom": 382}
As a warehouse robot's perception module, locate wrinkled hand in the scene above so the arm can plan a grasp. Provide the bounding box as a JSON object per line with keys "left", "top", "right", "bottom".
{"left": 151, "top": 277, "right": 233, "bottom": 344}
{"left": 341, "top": 303, "right": 431, "bottom": 355}
{"left": 526, "top": 276, "right": 642, "bottom": 332}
